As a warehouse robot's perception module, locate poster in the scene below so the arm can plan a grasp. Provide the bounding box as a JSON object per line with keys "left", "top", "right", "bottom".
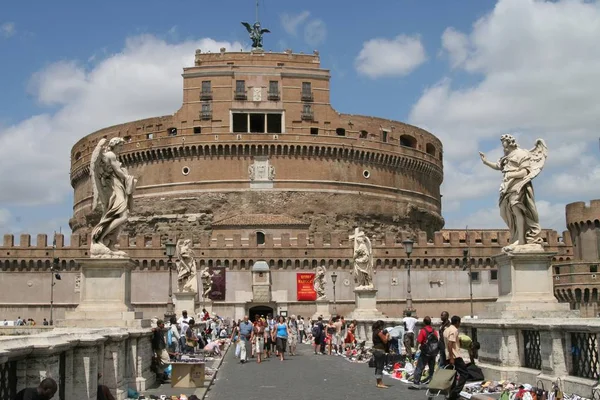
{"left": 209, "top": 265, "right": 226, "bottom": 301}
{"left": 297, "top": 272, "right": 317, "bottom": 301}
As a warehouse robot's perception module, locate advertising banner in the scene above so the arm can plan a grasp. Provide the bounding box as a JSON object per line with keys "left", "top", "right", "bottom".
{"left": 209, "top": 265, "right": 226, "bottom": 301}
{"left": 296, "top": 272, "right": 317, "bottom": 301}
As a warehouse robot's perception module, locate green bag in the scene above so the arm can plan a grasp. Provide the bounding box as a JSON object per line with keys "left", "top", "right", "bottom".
{"left": 459, "top": 334, "right": 472, "bottom": 349}
{"left": 428, "top": 368, "right": 456, "bottom": 391}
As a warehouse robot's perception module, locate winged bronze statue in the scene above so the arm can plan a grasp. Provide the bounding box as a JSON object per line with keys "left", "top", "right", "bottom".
{"left": 241, "top": 21, "right": 270, "bottom": 49}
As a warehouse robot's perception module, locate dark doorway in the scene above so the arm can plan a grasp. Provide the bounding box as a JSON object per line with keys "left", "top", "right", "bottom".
{"left": 249, "top": 305, "right": 274, "bottom": 322}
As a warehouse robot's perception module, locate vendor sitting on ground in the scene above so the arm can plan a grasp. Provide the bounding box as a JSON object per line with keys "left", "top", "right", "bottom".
{"left": 203, "top": 340, "right": 223, "bottom": 357}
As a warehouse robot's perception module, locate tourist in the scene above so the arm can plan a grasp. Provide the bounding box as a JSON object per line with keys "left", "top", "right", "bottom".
{"left": 14, "top": 377, "right": 57, "bottom": 400}
{"left": 97, "top": 372, "right": 116, "bottom": 400}
{"left": 297, "top": 315, "right": 305, "bottom": 344}
{"left": 203, "top": 340, "right": 222, "bottom": 357}
{"left": 237, "top": 315, "right": 253, "bottom": 363}
{"left": 201, "top": 308, "right": 209, "bottom": 321}
{"left": 402, "top": 310, "right": 418, "bottom": 359}
{"left": 151, "top": 320, "right": 171, "bottom": 383}
{"left": 333, "top": 316, "right": 343, "bottom": 355}
{"left": 42, "top": 318, "right": 49, "bottom": 326}
{"left": 410, "top": 316, "right": 439, "bottom": 389}
{"left": 344, "top": 320, "right": 357, "bottom": 351}
{"left": 439, "top": 311, "right": 451, "bottom": 367}
{"left": 167, "top": 316, "right": 180, "bottom": 354}
{"left": 178, "top": 311, "right": 190, "bottom": 352}
{"left": 263, "top": 318, "right": 272, "bottom": 358}
{"left": 326, "top": 318, "right": 336, "bottom": 355}
{"left": 251, "top": 319, "right": 266, "bottom": 363}
{"left": 185, "top": 319, "right": 200, "bottom": 353}
{"left": 312, "top": 316, "right": 325, "bottom": 355}
{"left": 287, "top": 315, "right": 298, "bottom": 356}
{"left": 3, "top": 319, "right": 8, "bottom": 326}
{"left": 266, "top": 314, "right": 276, "bottom": 355}
{"left": 275, "top": 315, "right": 289, "bottom": 361}
{"left": 15, "top": 316, "right": 23, "bottom": 326}
{"left": 445, "top": 315, "right": 469, "bottom": 400}
{"left": 371, "top": 320, "right": 390, "bottom": 389}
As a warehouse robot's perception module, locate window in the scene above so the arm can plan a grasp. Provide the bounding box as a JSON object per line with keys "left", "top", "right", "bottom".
{"left": 235, "top": 80, "right": 246, "bottom": 99}
{"left": 359, "top": 130, "right": 368, "bottom": 139}
{"left": 268, "top": 81, "right": 279, "bottom": 100}
{"left": 250, "top": 114, "right": 265, "bottom": 133}
{"left": 168, "top": 127, "right": 177, "bottom": 136}
{"left": 201, "top": 103, "right": 212, "bottom": 120}
{"left": 256, "top": 232, "right": 265, "bottom": 245}
{"left": 470, "top": 271, "right": 480, "bottom": 282}
{"left": 400, "top": 134, "right": 417, "bottom": 148}
{"left": 302, "top": 82, "right": 313, "bottom": 101}
{"left": 311, "top": 127, "right": 319, "bottom": 135}
{"left": 336, "top": 128, "right": 346, "bottom": 136}
{"left": 302, "top": 104, "right": 313, "bottom": 120}
{"left": 193, "top": 126, "right": 201, "bottom": 134}
{"left": 146, "top": 133, "right": 153, "bottom": 139}
{"left": 232, "top": 112, "right": 283, "bottom": 133}
{"left": 554, "top": 266, "right": 560, "bottom": 275}
{"left": 266, "top": 114, "right": 282, "bottom": 133}
{"left": 591, "top": 265, "right": 598, "bottom": 273}
{"left": 490, "top": 270, "right": 498, "bottom": 281}
{"left": 123, "top": 135, "right": 132, "bottom": 143}
{"left": 232, "top": 113, "right": 248, "bottom": 133}
{"left": 74, "top": 151, "right": 81, "bottom": 160}
{"left": 202, "top": 81, "right": 211, "bottom": 93}
{"left": 382, "top": 130, "right": 389, "bottom": 143}
{"left": 426, "top": 143, "right": 436, "bottom": 156}
{"left": 475, "top": 238, "right": 482, "bottom": 244}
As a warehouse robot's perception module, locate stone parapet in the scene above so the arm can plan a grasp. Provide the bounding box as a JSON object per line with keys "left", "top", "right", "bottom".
{"left": 0, "top": 327, "right": 155, "bottom": 400}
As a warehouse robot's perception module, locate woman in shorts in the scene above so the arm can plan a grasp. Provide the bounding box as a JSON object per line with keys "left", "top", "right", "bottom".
{"left": 251, "top": 319, "right": 266, "bottom": 364}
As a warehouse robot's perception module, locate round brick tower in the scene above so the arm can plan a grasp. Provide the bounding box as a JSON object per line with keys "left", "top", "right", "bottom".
{"left": 566, "top": 200, "right": 600, "bottom": 261}
{"left": 69, "top": 49, "right": 444, "bottom": 240}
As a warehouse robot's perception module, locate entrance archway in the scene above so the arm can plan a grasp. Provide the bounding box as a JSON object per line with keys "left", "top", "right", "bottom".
{"left": 249, "top": 305, "right": 274, "bottom": 321}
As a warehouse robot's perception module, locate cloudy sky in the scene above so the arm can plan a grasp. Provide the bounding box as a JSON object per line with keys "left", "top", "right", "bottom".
{"left": 0, "top": 0, "right": 598, "bottom": 238}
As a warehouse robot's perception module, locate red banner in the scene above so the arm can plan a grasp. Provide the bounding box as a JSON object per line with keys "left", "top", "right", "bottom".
{"left": 297, "top": 272, "right": 317, "bottom": 301}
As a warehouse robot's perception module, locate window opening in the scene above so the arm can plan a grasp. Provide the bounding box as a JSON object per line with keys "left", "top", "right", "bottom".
{"left": 193, "top": 127, "right": 201, "bottom": 134}
{"left": 256, "top": 232, "right": 265, "bottom": 245}
{"left": 336, "top": 128, "right": 346, "bottom": 136}
{"left": 311, "top": 127, "right": 319, "bottom": 135}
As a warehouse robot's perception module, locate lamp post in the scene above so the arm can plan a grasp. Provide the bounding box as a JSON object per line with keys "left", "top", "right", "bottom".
{"left": 50, "top": 257, "right": 61, "bottom": 326}
{"left": 402, "top": 239, "right": 415, "bottom": 315}
{"left": 164, "top": 241, "right": 177, "bottom": 319}
{"left": 463, "top": 248, "right": 474, "bottom": 318}
{"left": 331, "top": 271, "right": 338, "bottom": 314}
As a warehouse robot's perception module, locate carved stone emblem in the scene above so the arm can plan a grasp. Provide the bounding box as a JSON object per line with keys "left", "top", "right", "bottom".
{"left": 248, "top": 157, "right": 274, "bottom": 181}
{"left": 253, "top": 87, "right": 262, "bottom": 102}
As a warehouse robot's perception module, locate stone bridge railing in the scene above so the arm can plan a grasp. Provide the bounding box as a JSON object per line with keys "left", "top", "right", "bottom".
{"left": 0, "top": 327, "right": 155, "bottom": 400}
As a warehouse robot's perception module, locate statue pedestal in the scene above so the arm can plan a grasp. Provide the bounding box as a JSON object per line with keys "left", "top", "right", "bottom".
{"left": 481, "top": 251, "right": 577, "bottom": 319}
{"left": 59, "top": 258, "right": 149, "bottom": 328}
{"left": 348, "top": 288, "right": 385, "bottom": 319}
{"left": 312, "top": 299, "right": 330, "bottom": 320}
{"left": 174, "top": 292, "right": 197, "bottom": 317}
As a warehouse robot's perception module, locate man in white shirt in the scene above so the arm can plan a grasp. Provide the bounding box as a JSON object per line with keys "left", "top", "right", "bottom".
{"left": 177, "top": 311, "right": 190, "bottom": 351}
{"left": 297, "top": 316, "right": 306, "bottom": 344}
{"left": 402, "top": 310, "right": 418, "bottom": 359}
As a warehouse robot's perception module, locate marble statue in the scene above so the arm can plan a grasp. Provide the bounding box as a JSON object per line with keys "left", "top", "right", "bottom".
{"left": 90, "top": 137, "right": 137, "bottom": 258}
{"left": 241, "top": 21, "right": 270, "bottom": 49}
{"left": 200, "top": 266, "right": 217, "bottom": 299}
{"left": 313, "top": 265, "right": 327, "bottom": 300}
{"left": 479, "top": 134, "right": 548, "bottom": 253}
{"left": 351, "top": 228, "right": 374, "bottom": 289}
{"left": 175, "top": 239, "right": 198, "bottom": 293}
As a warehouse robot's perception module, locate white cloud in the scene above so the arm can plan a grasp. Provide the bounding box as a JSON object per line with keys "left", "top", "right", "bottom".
{"left": 1, "top": 22, "right": 15, "bottom": 38}
{"left": 355, "top": 34, "right": 427, "bottom": 78}
{"left": 304, "top": 19, "right": 327, "bottom": 46}
{"left": 0, "top": 35, "right": 242, "bottom": 207}
{"left": 409, "top": 0, "right": 600, "bottom": 228}
{"left": 280, "top": 11, "right": 310, "bottom": 36}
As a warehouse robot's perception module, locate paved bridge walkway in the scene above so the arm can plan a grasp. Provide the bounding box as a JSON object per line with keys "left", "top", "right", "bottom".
{"left": 206, "top": 342, "right": 424, "bottom": 400}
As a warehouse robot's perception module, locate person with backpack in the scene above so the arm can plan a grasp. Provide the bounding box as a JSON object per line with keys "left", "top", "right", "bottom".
{"left": 410, "top": 316, "right": 439, "bottom": 390}
{"left": 312, "top": 316, "right": 325, "bottom": 354}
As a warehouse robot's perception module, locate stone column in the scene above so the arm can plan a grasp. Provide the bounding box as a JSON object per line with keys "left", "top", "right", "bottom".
{"left": 103, "top": 333, "right": 128, "bottom": 400}
{"left": 136, "top": 334, "right": 155, "bottom": 390}
{"left": 72, "top": 338, "right": 105, "bottom": 400}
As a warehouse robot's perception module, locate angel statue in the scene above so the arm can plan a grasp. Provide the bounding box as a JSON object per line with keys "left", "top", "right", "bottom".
{"left": 200, "top": 266, "right": 217, "bottom": 299}
{"left": 313, "top": 265, "right": 327, "bottom": 300}
{"left": 90, "top": 137, "right": 137, "bottom": 258}
{"left": 352, "top": 229, "right": 374, "bottom": 289}
{"left": 241, "top": 21, "right": 270, "bottom": 49}
{"left": 479, "top": 134, "right": 548, "bottom": 253}
{"left": 175, "top": 239, "right": 198, "bottom": 293}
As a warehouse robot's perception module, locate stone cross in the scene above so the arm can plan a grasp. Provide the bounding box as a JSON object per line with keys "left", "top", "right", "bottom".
{"left": 349, "top": 227, "right": 361, "bottom": 244}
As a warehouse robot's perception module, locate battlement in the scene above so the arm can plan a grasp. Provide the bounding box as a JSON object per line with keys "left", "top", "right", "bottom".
{"left": 1, "top": 228, "right": 569, "bottom": 250}
{"left": 193, "top": 49, "right": 321, "bottom": 68}
{"left": 566, "top": 200, "right": 600, "bottom": 227}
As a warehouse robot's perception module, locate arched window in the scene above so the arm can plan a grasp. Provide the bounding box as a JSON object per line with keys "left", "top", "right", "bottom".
{"left": 426, "top": 143, "right": 436, "bottom": 156}
{"left": 336, "top": 128, "right": 346, "bottom": 136}
{"left": 400, "top": 134, "right": 417, "bottom": 148}
{"left": 256, "top": 232, "right": 265, "bottom": 245}
{"left": 359, "top": 130, "right": 368, "bottom": 139}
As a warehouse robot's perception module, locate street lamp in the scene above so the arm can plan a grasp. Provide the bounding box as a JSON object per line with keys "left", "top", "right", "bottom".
{"left": 402, "top": 239, "right": 415, "bottom": 315}
{"left": 331, "top": 271, "right": 338, "bottom": 314}
{"left": 50, "top": 257, "right": 61, "bottom": 326}
{"left": 164, "top": 241, "right": 177, "bottom": 319}
{"left": 463, "top": 249, "right": 474, "bottom": 318}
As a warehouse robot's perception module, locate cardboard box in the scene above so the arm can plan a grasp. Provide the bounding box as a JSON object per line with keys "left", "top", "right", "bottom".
{"left": 171, "top": 362, "right": 205, "bottom": 388}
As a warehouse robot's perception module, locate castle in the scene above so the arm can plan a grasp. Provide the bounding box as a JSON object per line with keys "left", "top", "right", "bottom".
{"left": 0, "top": 46, "right": 597, "bottom": 320}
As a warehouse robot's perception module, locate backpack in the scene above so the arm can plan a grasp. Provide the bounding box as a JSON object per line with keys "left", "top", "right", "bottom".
{"left": 422, "top": 327, "right": 439, "bottom": 356}
{"left": 312, "top": 323, "right": 321, "bottom": 337}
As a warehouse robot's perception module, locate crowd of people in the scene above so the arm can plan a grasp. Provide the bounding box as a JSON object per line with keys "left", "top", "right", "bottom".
{"left": 151, "top": 309, "right": 231, "bottom": 383}
{"left": 2, "top": 316, "right": 50, "bottom": 326}
{"left": 371, "top": 310, "right": 481, "bottom": 399}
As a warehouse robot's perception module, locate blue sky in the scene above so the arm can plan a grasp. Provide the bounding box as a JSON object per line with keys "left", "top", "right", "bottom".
{"left": 1, "top": 0, "right": 599, "bottom": 239}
